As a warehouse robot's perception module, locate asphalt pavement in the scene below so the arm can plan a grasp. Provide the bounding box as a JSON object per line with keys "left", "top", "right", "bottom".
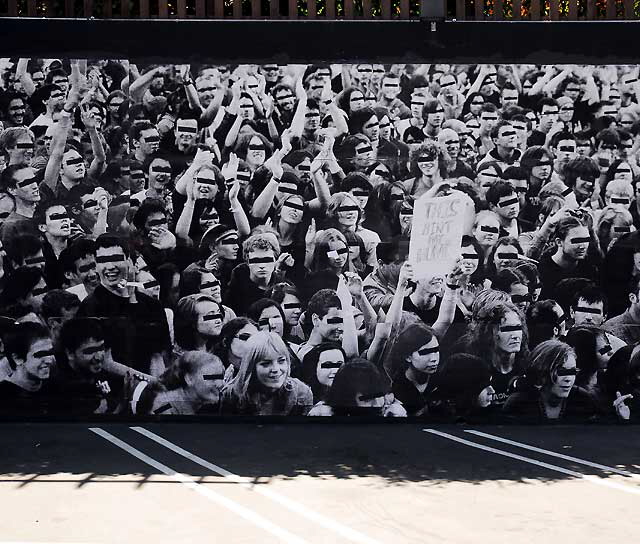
{"left": 1, "top": 422, "right": 638, "bottom": 543}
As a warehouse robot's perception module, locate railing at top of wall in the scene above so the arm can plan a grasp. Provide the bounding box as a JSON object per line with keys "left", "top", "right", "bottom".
{"left": 0, "top": 0, "right": 637, "bottom": 20}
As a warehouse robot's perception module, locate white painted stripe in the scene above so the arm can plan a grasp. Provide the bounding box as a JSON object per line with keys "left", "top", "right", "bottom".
{"left": 130, "top": 426, "right": 383, "bottom": 544}
{"left": 465, "top": 429, "right": 640, "bottom": 481}
{"left": 89, "top": 428, "right": 309, "bottom": 544}
{"left": 423, "top": 429, "right": 640, "bottom": 496}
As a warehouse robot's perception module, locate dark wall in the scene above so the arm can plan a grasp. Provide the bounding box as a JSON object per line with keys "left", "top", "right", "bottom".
{"left": 0, "top": 19, "right": 639, "bottom": 64}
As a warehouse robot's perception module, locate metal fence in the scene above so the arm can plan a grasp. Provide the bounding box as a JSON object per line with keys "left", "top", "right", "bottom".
{"left": 0, "top": 0, "right": 637, "bottom": 21}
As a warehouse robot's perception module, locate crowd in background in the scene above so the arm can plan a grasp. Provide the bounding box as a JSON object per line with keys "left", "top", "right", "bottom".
{"left": 0, "top": 59, "right": 638, "bottom": 421}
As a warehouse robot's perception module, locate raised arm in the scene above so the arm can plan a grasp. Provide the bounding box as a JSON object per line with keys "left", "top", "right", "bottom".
{"left": 15, "top": 58, "right": 35, "bottom": 97}
{"left": 129, "top": 66, "right": 164, "bottom": 104}
{"left": 289, "top": 77, "right": 308, "bottom": 139}
{"left": 80, "top": 105, "right": 106, "bottom": 178}
{"left": 432, "top": 260, "right": 464, "bottom": 339}
{"left": 43, "top": 82, "right": 85, "bottom": 190}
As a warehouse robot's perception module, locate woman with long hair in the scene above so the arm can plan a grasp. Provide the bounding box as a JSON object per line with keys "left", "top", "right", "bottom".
{"left": 436, "top": 353, "right": 495, "bottom": 421}
{"left": 595, "top": 205, "right": 635, "bottom": 256}
{"left": 503, "top": 339, "right": 599, "bottom": 421}
{"left": 302, "top": 342, "right": 346, "bottom": 405}
{"left": 268, "top": 282, "right": 304, "bottom": 343}
{"left": 220, "top": 331, "right": 312, "bottom": 416}
{"left": 484, "top": 236, "right": 525, "bottom": 284}
{"left": 173, "top": 294, "right": 225, "bottom": 354}
{"left": 304, "top": 228, "right": 351, "bottom": 300}
{"left": 215, "top": 317, "right": 259, "bottom": 375}
{"left": 455, "top": 300, "right": 529, "bottom": 409}
{"left": 387, "top": 322, "right": 441, "bottom": 416}
{"left": 247, "top": 298, "right": 302, "bottom": 376}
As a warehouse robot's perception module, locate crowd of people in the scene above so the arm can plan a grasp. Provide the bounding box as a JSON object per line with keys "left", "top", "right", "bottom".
{"left": 0, "top": 58, "right": 638, "bottom": 421}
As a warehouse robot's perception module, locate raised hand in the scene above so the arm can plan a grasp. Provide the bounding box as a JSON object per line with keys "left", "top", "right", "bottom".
{"left": 614, "top": 391, "right": 633, "bottom": 420}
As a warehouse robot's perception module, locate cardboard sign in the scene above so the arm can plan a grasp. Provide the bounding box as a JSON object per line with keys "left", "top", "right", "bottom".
{"left": 409, "top": 194, "right": 467, "bottom": 280}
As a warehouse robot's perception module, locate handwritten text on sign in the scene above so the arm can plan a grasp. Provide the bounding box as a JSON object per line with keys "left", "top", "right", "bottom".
{"left": 409, "top": 194, "right": 466, "bottom": 280}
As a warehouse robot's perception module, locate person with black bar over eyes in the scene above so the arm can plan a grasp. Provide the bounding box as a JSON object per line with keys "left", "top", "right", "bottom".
{"left": 537, "top": 216, "right": 600, "bottom": 299}
{"left": 471, "top": 210, "right": 501, "bottom": 267}
{"left": 503, "top": 340, "right": 601, "bottom": 421}
{"left": 59, "top": 238, "right": 99, "bottom": 301}
{"left": 131, "top": 200, "right": 177, "bottom": 274}
{"left": 450, "top": 300, "right": 529, "bottom": 409}
{"left": 320, "top": 358, "right": 406, "bottom": 417}
{"left": 0, "top": 127, "right": 35, "bottom": 168}
{"left": 518, "top": 146, "right": 554, "bottom": 230}
{"left": 477, "top": 121, "right": 522, "bottom": 171}
{"left": 486, "top": 181, "right": 522, "bottom": 238}
{"left": 0, "top": 165, "right": 41, "bottom": 244}
{"left": 296, "top": 285, "right": 359, "bottom": 362}
{"left": 149, "top": 351, "right": 227, "bottom": 416}
{"left": 484, "top": 236, "right": 525, "bottom": 284}
{"left": 562, "top": 156, "right": 601, "bottom": 210}
{"left": 595, "top": 205, "right": 635, "bottom": 255}
{"left": 302, "top": 342, "right": 346, "bottom": 414}
{"left": 527, "top": 98, "right": 560, "bottom": 147}
{"left": 5, "top": 233, "right": 45, "bottom": 272}
{"left": 34, "top": 199, "right": 71, "bottom": 289}
{"left": 402, "top": 142, "right": 445, "bottom": 198}
{"left": 387, "top": 322, "right": 443, "bottom": 417}
{"left": 0, "top": 322, "right": 56, "bottom": 416}
{"left": 50, "top": 317, "right": 124, "bottom": 415}
{"left": 0, "top": 266, "right": 48, "bottom": 315}
{"left": 567, "top": 284, "right": 607, "bottom": 327}
{"left": 40, "top": 79, "right": 106, "bottom": 203}
{"left": 224, "top": 233, "right": 286, "bottom": 317}
{"left": 162, "top": 114, "right": 200, "bottom": 173}
{"left": 76, "top": 234, "right": 170, "bottom": 374}
{"left": 548, "top": 131, "right": 577, "bottom": 186}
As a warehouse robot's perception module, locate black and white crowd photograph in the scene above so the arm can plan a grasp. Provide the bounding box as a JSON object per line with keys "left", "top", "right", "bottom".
{"left": 1, "top": 57, "right": 639, "bottom": 421}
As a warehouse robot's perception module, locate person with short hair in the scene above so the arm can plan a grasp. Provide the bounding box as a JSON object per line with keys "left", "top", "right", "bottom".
{"left": 0, "top": 322, "right": 56, "bottom": 416}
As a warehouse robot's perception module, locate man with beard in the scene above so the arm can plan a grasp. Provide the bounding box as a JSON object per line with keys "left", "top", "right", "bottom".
{"left": 76, "top": 235, "right": 170, "bottom": 373}
{"left": 35, "top": 199, "right": 71, "bottom": 288}
{"left": 0, "top": 165, "right": 41, "bottom": 244}
{"left": 271, "top": 83, "right": 297, "bottom": 132}
{"left": 59, "top": 238, "right": 100, "bottom": 301}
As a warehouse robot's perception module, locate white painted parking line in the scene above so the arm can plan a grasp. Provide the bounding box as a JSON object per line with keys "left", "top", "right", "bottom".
{"left": 423, "top": 429, "right": 640, "bottom": 496}
{"left": 465, "top": 429, "right": 640, "bottom": 480}
{"left": 89, "top": 428, "right": 310, "bottom": 544}
{"left": 131, "top": 426, "right": 383, "bottom": 544}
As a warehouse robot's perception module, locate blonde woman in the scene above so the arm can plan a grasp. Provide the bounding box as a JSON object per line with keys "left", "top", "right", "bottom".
{"left": 221, "top": 331, "right": 312, "bottom": 415}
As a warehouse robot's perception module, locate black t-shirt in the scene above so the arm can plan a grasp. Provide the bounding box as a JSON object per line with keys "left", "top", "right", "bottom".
{"left": 0, "top": 380, "right": 56, "bottom": 416}
{"left": 76, "top": 285, "right": 171, "bottom": 373}
{"left": 537, "top": 251, "right": 599, "bottom": 299}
